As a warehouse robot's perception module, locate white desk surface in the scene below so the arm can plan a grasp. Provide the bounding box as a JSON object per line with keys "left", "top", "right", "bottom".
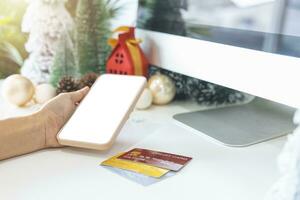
{"left": 0, "top": 85, "right": 285, "bottom": 200}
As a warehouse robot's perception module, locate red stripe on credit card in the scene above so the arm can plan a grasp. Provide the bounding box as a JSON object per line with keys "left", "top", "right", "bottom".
{"left": 117, "top": 148, "right": 192, "bottom": 171}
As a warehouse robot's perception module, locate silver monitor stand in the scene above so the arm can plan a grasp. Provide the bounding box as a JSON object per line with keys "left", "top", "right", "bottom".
{"left": 173, "top": 97, "right": 297, "bottom": 147}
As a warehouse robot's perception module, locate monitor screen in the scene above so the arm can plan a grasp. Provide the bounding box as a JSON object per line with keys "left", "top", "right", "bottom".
{"left": 137, "top": 0, "right": 300, "bottom": 58}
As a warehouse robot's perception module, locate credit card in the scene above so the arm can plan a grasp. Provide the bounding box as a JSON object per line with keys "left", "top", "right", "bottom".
{"left": 101, "top": 153, "right": 169, "bottom": 178}
{"left": 117, "top": 148, "right": 192, "bottom": 171}
{"left": 103, "top": 166, "right": 176, "bottom": 186}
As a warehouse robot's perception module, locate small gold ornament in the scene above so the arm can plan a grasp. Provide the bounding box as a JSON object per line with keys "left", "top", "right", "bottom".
{"left": 2, "top": 74, "right": 35, "bottom": 107}
{"left": 148, "top": 74, "right": 176, "bottom": 105}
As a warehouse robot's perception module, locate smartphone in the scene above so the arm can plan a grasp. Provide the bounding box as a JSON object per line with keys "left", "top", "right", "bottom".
{"left": 57, "top": 74, "right": 146, "bottom": 150}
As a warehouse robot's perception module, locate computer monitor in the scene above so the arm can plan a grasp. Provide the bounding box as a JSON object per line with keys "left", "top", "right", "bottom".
{"left": 136, "top": 0, "right": 300, "bottom": 146}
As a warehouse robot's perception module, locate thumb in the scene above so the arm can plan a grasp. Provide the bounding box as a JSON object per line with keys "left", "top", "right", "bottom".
{"left": 70, "top": 87, "right": 89, "bottom": 103}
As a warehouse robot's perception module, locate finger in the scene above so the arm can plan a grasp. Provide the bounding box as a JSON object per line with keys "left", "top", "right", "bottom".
{"left": 70, "top": 87, "right": 89, "bottom": 103}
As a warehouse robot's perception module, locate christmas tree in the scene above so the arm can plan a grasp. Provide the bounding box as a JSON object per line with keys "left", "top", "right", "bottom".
{"left": 21, "top": 0, "right": 75, "bottom": 84}
{"left": 75, "top": 0, "right": 119, "bottom": 75}
{"left": 50, "top": 31, "right": 77, "bottom": 87}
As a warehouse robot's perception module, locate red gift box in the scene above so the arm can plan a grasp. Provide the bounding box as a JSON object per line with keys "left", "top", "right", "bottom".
{"left": 106, "top": 26, "right": 149, "bottom": 77}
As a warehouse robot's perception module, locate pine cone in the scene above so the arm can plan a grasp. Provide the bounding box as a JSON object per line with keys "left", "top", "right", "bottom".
{"left": 78, "top": 72, "right": 99, "bottom": 89}
{"left": 56, "top": 76, "right": 79, "bottom": 94}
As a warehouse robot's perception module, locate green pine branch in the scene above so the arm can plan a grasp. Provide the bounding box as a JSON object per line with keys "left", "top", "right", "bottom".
{"left": 75, "top": 0, "right": 120, "bottom": 76}
{"left": 50, "top": 32, "right": 77, "bottom": 87}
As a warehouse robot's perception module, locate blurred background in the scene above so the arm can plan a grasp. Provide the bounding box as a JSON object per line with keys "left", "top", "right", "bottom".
{"left": 0, "top": 0, "right": 27, "bottom": 78}
{"left": 0, "top": 0, "right": 137, "bottom": 80}
{"left": 0, "top": 0, "right": 78, "bottom": 79}
{"left": 1, "top": 0, "right": 300, "bottom": 80}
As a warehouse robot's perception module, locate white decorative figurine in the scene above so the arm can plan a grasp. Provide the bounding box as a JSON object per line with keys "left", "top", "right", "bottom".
{"left": 21, "top": 0, "right": 75, "bottom": 84}
{"left": 265, "top": 109, "right": 300, "bottom": 200}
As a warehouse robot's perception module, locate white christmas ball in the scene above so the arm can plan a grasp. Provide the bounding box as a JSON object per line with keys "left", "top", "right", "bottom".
{"left": 294, "top": 110, "right": 300, "bottom": 125}
{"left": 34, "top": 83, "right": 57, "bottom": 104}
{"left": 2, "top": 74, "right": 35, "bottom": 106}
{"left": 136, "top": 88, "right": 153, "bottom": 110}
{"left": 148, "top": 74, "right": 176, "bottom": 105}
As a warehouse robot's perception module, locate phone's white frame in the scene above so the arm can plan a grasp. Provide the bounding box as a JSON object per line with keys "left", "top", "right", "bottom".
{"left": 57, "top": 74, "right": 146, "bottom": 150}
{"left": 137, "top": 29, "right": 300, "bottom": 108}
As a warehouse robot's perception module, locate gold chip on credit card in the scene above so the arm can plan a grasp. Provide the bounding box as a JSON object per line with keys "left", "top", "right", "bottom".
{"left": 101, "top": 153, "right": 169, "bottom": 178}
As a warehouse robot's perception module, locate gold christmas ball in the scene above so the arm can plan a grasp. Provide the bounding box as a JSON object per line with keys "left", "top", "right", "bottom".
{"left": 2, "top": 74, "right": 35, "bottom": 106}
{"left": 148, "top": 74, "right": 176, "bottom": 105}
